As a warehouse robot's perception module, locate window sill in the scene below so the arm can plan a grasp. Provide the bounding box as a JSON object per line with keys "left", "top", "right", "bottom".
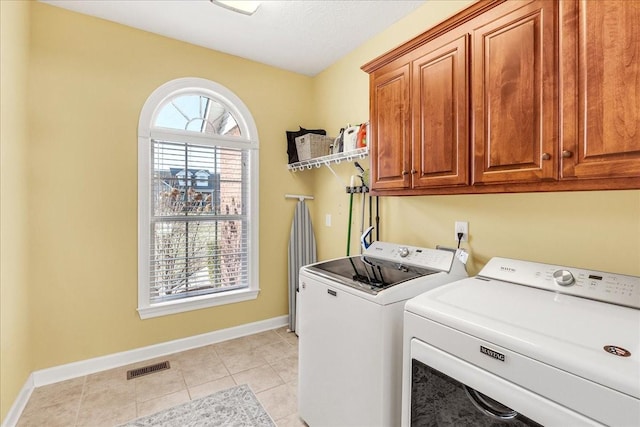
{"left": 137, "top": 288, "right": 260, "bottom": 320}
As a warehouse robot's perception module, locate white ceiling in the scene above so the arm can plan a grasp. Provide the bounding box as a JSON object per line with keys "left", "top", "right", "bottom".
{"left": 40, "top": 0, "right": 426, "bottom": 76}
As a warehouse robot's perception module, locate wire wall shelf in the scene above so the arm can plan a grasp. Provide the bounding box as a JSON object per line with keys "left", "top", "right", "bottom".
{"left": 287, "top": 147, "right": 368, "bottom": 187}
{"left": 287, "top": 147, "right": 368, "bottom": 172}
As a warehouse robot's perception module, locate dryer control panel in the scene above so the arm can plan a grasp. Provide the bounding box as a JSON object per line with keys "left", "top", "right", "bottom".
{"left": 364, "top": 241, "right": 454, "bottom": 272}
{"left": 480, "top": 257, "right": 640, "bottom": 309}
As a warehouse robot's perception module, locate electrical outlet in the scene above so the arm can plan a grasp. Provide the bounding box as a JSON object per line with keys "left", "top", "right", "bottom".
{"left": 455, "top": 221, "right": 468, "bottom": 242}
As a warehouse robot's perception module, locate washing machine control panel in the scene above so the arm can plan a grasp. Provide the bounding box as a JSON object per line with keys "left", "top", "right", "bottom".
{"left": 480, "top": 257, "right": 640, "bottom": 309}
{"left": 364, "top": 241, "right": 454, "bottom": 272}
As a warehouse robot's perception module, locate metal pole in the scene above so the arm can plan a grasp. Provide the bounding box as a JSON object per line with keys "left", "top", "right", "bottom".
{"left": 346, "top": 191, "right": 354, "bottom": 256}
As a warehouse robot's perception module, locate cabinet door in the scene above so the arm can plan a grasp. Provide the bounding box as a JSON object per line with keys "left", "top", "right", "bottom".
{"left": 371, "top": 63, "right": 411, "bottom": 190}
{"left": 472, "top": 0, "right": 557, "bottom": 184}
{"left": 560, "top": 0, "right": 640, "bottom": 179}
{"left": 412, "top": 34, "right": 469, "bottom": 188}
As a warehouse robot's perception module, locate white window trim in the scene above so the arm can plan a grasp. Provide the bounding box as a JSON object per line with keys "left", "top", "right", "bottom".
{"left": 137, "top": 77, "right": 259, "bottom": 320}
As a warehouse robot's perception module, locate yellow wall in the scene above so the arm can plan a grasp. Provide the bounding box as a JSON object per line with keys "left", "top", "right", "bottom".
{"left": 0, "top": 1, "right": 31, "bottom": 419}
{"left": 1, "top": 0, "right": 33, "bottom": 419}
{"left": 26, "top": 2, "right": 315, "bottom": 372}
{"left": 311, "top": 0, "right": 640, "bottom": 277}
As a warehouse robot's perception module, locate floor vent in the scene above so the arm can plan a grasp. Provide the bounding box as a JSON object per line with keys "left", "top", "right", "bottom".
{"left": 126, "top": 361, "right": 170, "bottom": 380}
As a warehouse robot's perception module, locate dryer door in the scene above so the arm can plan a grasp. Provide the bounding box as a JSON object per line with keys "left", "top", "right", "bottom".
{"left": 410, "top": 358, "right": 540, "bottom": 426}
{"left": 404, "top": 338, "right": 601, "bottom": 427}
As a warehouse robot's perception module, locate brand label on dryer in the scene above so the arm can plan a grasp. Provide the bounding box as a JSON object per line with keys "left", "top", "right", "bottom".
{"left": 603, "top": 345, "right": 631, "bottom": 357}
{"left": 480, "top": 345, "right": 505, "bottom": 362}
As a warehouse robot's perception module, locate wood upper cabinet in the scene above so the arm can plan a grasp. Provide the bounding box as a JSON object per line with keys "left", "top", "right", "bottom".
{"left": 412, "top": 34, "right": 469, "bottom": 188}
{"left": 362, "top": 0, "right": 639, "bottom": 195}
{"left": 369, "top": 33, "right": 469, "bottom": 191}
{"left": 370, "top": 63, "right": 411, "bottom": 190}
{"left": 472, "top": 0, "right": 557, "bottom": 185}
{"left": 560, "top": 0, "right": 640, "bottom": 180}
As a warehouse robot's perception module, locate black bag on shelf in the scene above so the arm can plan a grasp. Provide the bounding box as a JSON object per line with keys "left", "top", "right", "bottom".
{"left": 286, "top": 126, "right": 326, "bottom": 164}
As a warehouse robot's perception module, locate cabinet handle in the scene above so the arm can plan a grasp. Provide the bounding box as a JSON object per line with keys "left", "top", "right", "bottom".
{"left": 541, "top": 153, "right": 551, "bottom": 161}
{"left": 562, "top": 150, "right": 573, "bottom": 158}
{"left": 402, "top": 170, "right": 409, "bottom": 176}
{"left": 411, "top": 169, "right": 417, "bottom": 174}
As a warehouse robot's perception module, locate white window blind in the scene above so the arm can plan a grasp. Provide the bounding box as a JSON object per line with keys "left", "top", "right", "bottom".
{"left": 138, "top": 78, "right": 259, "bottom": 319}
{"left": 150, "top": 140, "right": 249, "bottom": 302}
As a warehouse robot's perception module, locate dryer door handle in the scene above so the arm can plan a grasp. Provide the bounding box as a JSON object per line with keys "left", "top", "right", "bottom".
{"left": 463, "top": 385, "right": 518, "bottom": 421}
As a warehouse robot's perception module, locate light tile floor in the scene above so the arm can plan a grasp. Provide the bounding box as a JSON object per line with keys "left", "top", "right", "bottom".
{"left": 17, "top": 327, "right": 305, "bottom": 427}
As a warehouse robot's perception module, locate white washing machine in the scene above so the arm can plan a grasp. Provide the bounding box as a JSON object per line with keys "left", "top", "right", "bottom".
{"left": 402, "top": 257, "right": 640, "bottom": 426}
{"left": 298, "top": 241, "right": 468, "bottom": 427}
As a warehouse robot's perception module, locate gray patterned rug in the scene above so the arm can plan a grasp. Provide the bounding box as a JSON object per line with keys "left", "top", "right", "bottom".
{"left": 120, "top": 384, "right": 275, "bottom": 427}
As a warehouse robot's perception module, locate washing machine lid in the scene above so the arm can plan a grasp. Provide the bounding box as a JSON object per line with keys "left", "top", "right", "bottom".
{"left": 302, "top": 241, "right": 455, "bottom": 295}
{"left": 304, "top": 255, "right": 439, "bottom": 295}
{"left": 405, "top": 277, "right": 640, "bottom": 400}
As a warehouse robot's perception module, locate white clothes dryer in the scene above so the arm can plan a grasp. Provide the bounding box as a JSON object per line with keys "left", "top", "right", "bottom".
{"left": 402, "top": 257, "right": 640, "bottom": 426}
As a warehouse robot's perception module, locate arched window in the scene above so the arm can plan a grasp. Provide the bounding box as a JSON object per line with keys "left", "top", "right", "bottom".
{"left": 138, "top": 78, "right": 259, "bottom": 319}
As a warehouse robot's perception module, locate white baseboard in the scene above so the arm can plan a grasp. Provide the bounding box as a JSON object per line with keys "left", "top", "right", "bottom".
{"left": 2, "top": 374, "right": 34, "bottom": 427}
{"left": 2, "top": 315, "right": 288, "bottom": 427}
